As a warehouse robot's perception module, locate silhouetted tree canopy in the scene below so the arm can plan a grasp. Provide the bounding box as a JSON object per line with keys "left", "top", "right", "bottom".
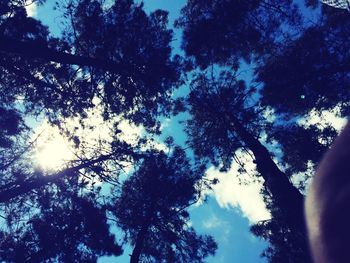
{"left": 175, "top": 1, "right": 350, "bottom": 262}
{"left": 1, "top": 0, "right": 350, "bottom": 262}
{"left": 0, "top": 0, "right": 181, "bottom": 129}
{"left": 251, "top": 210, "right": 310, "bottom": 263}
{"left": 184, "top": 71, "right": 305, "bottom": 217}
{"left": 0, "top": 1, "right": 198, "bottom": 262}
{"left": 179, "top": 70, "right": 311, "bottom": 261}
{"left": 0, "top": 0, "right": 182, "bottom": 201}
{"left": 176, "top": 0, "right": 301, "bottom": 68}
{"left": 266, "top": 124, "right": 331, "bottom": 178}
{"left": 0, "top": 178, "right": 122, "bottom": 262}
{"left": 259, "top": 6, "right": 350, "bottom": 116}
{"left": 110, "top": 148, "right": 217, "bottom": 262}
{"left": 0, "top": 106, "right": 25, "bottom": 149}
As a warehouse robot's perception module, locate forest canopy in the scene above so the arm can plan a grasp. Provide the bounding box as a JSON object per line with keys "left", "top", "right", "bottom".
{"left": 0, "top": 0, "right": 349, "bottom": 262}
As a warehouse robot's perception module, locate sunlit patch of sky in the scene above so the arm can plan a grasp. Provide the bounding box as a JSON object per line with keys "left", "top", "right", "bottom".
{"left": 34, "top": 1, "right": 65, "bottom": 36}
{"left": 190, "top": 198, "right": 268, "bottom": 263}
{"left": 31, "top": 94, "right": 169, "bottom": 175}
{"left": 203, "top": 149, "right": 271, "bottom": 224}
{"left": 33, "top": 121, "right": 75, "bottom": 171}
{"left": 25, "top": 1, "right": 38, "bottom": 17}
{"left": 290, "top": 160, "right": 315, "bottom": 194}
{"left": 298, "top": 104, "right": 347, "bottom": 132}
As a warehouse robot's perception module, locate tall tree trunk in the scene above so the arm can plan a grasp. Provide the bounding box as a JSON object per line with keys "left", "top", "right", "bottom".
{"left": 130, "top": 225, "right": 148, "bottom": 263}
{"left": 231, "top": 118, "right": 305, "bottom": 230}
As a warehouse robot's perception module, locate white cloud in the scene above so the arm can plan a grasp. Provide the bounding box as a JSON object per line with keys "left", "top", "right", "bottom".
{"left": 204, "top": 150, "right": 271, "bottom": 224}
{"left": 160, "top": 118, "right": 171, "bottom": 131}
{"left": 31, "top": 96, "right": 169, "bottom": 176}
{"left": 31, "top": 97, "right": 136, "bottom": 171}
{"left": 262, "top": 106, "right": 276, "bottom": 123}
{"left": 202, "top": 214, "right": 231, "bottom": 242}
{"left": 117, "top": 120, "right": 144, "bottom": 145}
{"left": 203, "top": 214, "right": 226, "bottom": 229}
{"left": 298, "top": 105, "right": 347, "bottom": 132}
{"left": 59, "top": 96, "right": 145, "bottom": 150}
{"left": 143, "top": 139, "right": 169, "bottom": 152}
{"left": 290, "top": 160, "right": 314, "bottom": 194}
{"left": 25, "top": 2, "right": 37, "bottom": 17}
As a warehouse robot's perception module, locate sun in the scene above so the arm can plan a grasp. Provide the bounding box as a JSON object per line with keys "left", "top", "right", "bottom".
{"left": 34, "top": 123, "right": 74, "bottom": 171}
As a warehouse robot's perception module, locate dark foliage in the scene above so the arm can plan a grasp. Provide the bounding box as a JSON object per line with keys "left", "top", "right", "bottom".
{"left": 0, "top": 107, "right": 25, "bottom": 149}
{"left": 267, "top": 124, "right": 330, "bottom": 176}
{"left": 184, "top": 71, "right": 261, "bottom": 171}
{"left": 251, "top": 211, "right": 310, "bottom": 263}
{"left": 0, "top": 1, "right": 191, "bottom": 262}
{"left": 259, "top": 6, "right": 350, "bottom": 116}
{"left": 0, "top": 0, "right": 180, "bottom": 130}
{"left": 176, "top": 0, "right": 301, "bottom": 68}
{"left": 0, "top": 180, "right": 122, "bottom": 263}
{"left": 61, "top": 0, "right": 181, "bottom": 128}
{"left": 0, "top": 0, "right": 182, "bottom": 196}
{"left": 181, "top": 70, "right": 310, "bottom": 261}
{"left": 2, "top": 0, "right": 349, "bottom": 262}
{"left": 110, "top": 148, "right": 217, "bottom": 262}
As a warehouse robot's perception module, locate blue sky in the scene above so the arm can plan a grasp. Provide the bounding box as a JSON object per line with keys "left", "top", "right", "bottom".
{"left": 32, "top": 1, "right": 268, "bottom": 262}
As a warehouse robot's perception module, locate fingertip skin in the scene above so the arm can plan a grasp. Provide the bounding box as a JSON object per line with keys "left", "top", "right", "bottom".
{"left": 306, "top": 121, "right": 350, "bottom": 263}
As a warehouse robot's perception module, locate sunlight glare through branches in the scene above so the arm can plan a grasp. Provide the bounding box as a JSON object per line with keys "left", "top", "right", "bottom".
{"left": 34, "top": 123, "right": 74, "bottom": 171}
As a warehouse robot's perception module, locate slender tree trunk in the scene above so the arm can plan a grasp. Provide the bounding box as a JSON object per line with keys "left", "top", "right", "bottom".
{"left": 130, "top": 225, "right": 148, "bottom": 263}
{"left": 231, "top": 118, "right": 305, "bottom": 230}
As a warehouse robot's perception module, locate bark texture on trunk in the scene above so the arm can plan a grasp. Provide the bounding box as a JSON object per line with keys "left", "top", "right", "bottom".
{"left": 130, "top": 225, "right": 148, "bottom": 263}
{"left": 232, "top": 118, "right": 305, "bottom": 230}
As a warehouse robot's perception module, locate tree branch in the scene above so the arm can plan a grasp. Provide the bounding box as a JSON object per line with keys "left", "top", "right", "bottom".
{"left": 0, "top": 36, "right": 129, "bottom": 74}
